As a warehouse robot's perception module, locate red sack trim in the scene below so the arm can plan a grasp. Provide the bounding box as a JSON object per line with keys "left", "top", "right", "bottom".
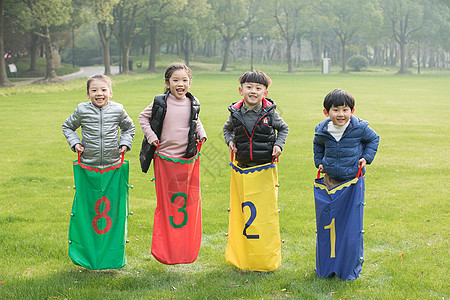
{"left": 74, "top": 153, "right": 125, "bottom": 174}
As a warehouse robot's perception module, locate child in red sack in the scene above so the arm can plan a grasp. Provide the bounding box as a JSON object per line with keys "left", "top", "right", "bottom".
{"left": 138, "top": 63, "right": 207, "bottom": 264}
{"left": 139, "top": 63, "right": 207, "bottom": 172}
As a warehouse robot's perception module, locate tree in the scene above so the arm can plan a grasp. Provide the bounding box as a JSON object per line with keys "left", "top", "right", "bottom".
{"left": 273, "top": 0, "right": 312, "bottom": 72}
{"left": 90, "top": 0, "right": 119, "bottom": 75}
{"left": 175, "top": 0, "right": 210, "bottom": 66}
{"left": 209, "top": 0, "right": 257, "bottom": 72}
{"left": 0, "top": 0, "right": 12, "bottom": 87}
{"left": 379, "top": 0, "right": 426, "bottom": 74}
{"left": 318, "top": 0, "right": 377, "bottom": 72}
{"left": 113, "top": 0, "right": 149, "bottom": 74}
{"left": 18, "top": 0, "right": 72, "bottom": 82}
{"left": 141, "top": 0, "right": 186, "bottom": 72}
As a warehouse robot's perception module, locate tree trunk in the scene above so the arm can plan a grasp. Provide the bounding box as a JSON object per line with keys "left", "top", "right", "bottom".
{"left": 28, "top": 34, "right": 39, "bottom": 72}
{"left": 286, "top": 40, "right": 293, "bottom": 73}
{"left": 121, "top": 44, "right": 129, "bottom": 74}
{"left": 341, "top": 38, "right": 347, "bottom": 72}
{"left": 417, "top": 40, "right": 421, "bottom": 75}
{"left": 147, "top": 23, "right": 157, "bottom": 72}
{"left": 221, "top": 38, "right": 232, "bottom": 72}
{"left": 398, "top": 40, "right": 407, "bottom": 73}
{"left": 184, "top": 33, "right": 190, "bottom": 67}
{"left": 0, "top": 0, "right": 12, "bottom": 87}
{"left": 103, "top": 42, "right": 111, "bottom": 75}
{"left": 98, "top": 23, "right": 112, "bottom": 75}
{"left": 42, "top": 26, "right": 58, "bottom": 80}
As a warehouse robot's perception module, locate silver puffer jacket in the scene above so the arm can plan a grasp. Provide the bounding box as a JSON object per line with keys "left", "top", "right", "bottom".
{"left": 62, "top": 101, "right": 135, "bottom": 165}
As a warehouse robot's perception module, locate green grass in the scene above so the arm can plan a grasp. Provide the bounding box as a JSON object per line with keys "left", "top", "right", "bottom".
{"left": 0, "top": 70, "right": 449, "bottom": 299}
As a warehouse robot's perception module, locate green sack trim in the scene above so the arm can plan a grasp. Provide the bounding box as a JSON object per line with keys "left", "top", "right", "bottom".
{"left": 155, "top": 152, "right": 201, "bottom": 164}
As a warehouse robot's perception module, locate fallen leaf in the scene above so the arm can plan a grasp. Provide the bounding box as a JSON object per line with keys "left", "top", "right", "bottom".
{"left": 399, "top": 253, "right": 404, "bottom": 258}
{"left": 228, "top": 284, "right": 240, "bottom": 287}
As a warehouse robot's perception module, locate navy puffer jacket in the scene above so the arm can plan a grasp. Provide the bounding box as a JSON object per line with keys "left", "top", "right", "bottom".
{"left": 313, "top": 116, "right": 379, "bottom": 181}
{"left": 229, "top": 98, "right": 277, "bottom": 165}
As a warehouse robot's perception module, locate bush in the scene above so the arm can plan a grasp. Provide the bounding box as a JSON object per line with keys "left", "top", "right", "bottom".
{"left": 347, "top": 55, "right": 369, "bottom": 71}
{"left": 60, "top": 47, "right": 102, "bottom": 66}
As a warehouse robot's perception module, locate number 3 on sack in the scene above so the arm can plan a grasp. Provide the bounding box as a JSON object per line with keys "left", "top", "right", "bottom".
{"left": 170, "top": 192, "right": 188, "bottom": 228}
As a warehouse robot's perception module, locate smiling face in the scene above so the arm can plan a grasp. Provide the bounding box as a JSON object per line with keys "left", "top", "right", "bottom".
{"left": 239, "top": 82, "right": 268, "bottom": 109}
{"left": 324, "top": 105, "right": 354, "bottom": 126}
{"left": 87, "top": 78, "right": 112, "bottom": 108}
{"left": 165, "top": 69, "right": 191, "bottom": 100}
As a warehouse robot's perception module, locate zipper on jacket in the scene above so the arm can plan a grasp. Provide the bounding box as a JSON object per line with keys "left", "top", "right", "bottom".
{"left": 248, "top": 113, "right": 268, "bottom": 161}
{"left": 242, "top": 126, "right": 252, "bottom": 160}
{"left": 100, "top": 107, "right": 103, "bottom": 164}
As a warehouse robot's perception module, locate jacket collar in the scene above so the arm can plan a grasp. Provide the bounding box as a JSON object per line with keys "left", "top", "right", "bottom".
{"left": 230, "top": 97, "right": 275, "bottom": 111}
{"left": 318, "top": 115, "right": 358, "bottom": 136}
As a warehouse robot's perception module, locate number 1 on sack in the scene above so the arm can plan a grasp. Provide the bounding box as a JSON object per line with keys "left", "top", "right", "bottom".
{"left": 324, "top": 218, "right": 336, "bottom": 258}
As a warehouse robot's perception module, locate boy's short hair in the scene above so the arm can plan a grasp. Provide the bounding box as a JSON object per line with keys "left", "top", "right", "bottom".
{"left": 323, "top": 88, "right": 355, "bottom": 112}
{"left": 239, "top": 70, "right": 272, "bottom": 88}
{"left": 87, "top": 74, "right": 112, "bottom": 92}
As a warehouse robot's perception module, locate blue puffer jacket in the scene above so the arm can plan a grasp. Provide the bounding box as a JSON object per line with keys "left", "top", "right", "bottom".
{"left": 313, "top": 116, "right": 379, "bottom": 181}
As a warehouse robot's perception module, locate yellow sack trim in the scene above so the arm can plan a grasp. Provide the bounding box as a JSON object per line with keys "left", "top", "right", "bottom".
{"left": 314, "top": 177, "right": 359, "bottom": 195}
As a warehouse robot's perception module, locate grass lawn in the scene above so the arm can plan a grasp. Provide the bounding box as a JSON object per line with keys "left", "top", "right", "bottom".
{"left": 0, "top": 71, "right": 448, "bottom": 299}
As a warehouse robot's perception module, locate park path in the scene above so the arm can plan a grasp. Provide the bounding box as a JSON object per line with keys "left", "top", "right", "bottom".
{"left": 60, "top": 66, "right": 120, "bottom": 80}
{"left": 15, "top": 66, "right": 120, "bottom": 85}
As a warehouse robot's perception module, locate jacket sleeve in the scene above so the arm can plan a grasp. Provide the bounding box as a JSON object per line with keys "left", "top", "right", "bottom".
{"left": 196, "top": 118, "right": 207, "bottom": 141}
{"left": 223, "top": 115, "right": 235, "bottom": 145}
{"left": 313, "top": 125, "right": 325, "bottom": 168}
{"left": 361, "top": 125, "right": 379, "bottom": 164}
{"left": 119, "top": 108, "right": 135, "bottom": 150}
{"left": 139, "top": 102, "right": 159, "bottom": 144}
{"left": 272, "top": 110, "right": 289, "bottom": 150}
{"left": 62, "top": 106, "right": 82, "bottom": 152}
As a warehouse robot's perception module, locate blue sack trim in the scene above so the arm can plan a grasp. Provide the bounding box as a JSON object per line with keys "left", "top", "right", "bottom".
{"left": 229, "top": 162, "right": 276, "bottom": 174}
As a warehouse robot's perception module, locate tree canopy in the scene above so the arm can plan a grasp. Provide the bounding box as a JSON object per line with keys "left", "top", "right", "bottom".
{"left": 1, "top": 0, "right": 449, "bottom": 82}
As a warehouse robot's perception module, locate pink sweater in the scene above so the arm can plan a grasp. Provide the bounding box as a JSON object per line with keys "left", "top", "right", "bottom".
{"left": 139, "top": 93, "right": 207, "bottom": 157}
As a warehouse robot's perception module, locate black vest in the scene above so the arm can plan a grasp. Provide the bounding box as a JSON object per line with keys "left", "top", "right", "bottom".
{"left": 139, "top": 92, "right": 200, "bottom": 172}
{"left": 229, "top": 98, "right": 276, "bottom": 165}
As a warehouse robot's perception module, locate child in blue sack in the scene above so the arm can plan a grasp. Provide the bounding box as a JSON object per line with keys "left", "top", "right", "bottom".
{"left": 313, "top": 88, "right": 379, "bottom": 189}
